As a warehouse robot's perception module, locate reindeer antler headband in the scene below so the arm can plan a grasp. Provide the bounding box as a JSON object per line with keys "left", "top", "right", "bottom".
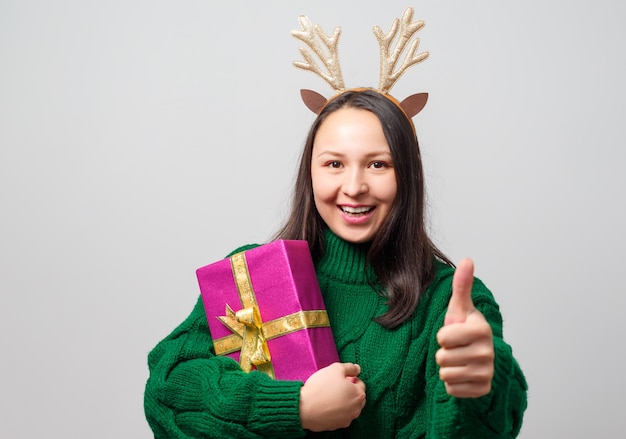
{"left": 291, "top": 7, "right": 429, "bottom": 118}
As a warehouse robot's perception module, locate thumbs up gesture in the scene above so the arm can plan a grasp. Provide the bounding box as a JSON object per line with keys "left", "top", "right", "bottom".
{"left": 436, "top": 259, "right": 494, "bottom": 398}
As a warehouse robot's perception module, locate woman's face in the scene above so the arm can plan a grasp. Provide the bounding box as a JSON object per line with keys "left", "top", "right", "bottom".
{"left": 311, "top": 107, "right": 397, "bottom": 244}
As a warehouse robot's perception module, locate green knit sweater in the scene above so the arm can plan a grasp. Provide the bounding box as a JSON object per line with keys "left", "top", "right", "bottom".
{"left": 144, "top": 230, "right": 527, "bottom": 438}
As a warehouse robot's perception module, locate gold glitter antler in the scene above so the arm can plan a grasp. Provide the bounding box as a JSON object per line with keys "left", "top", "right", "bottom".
{"left": 291, "top": 15, "right": 346, "bottom": 92}
{"left": 374, "top": 7, "right": 429, "bottom": 94}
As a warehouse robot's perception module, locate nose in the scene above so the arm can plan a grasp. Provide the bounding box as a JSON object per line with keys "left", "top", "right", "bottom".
{"left": 342, "top": 168, "right": 368, "bottom": 197}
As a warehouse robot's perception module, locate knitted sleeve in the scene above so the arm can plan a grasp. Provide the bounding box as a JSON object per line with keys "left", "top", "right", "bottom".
{"left": 143, "top": 296, "right": 307, "bottom": 438}
{"left": 427, "top": 278, "right": 528, "bottom": 438}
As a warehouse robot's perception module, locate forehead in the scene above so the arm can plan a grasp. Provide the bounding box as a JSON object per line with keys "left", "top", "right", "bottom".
{"left": 313, "top": 108, "right": 389, "bottom": 153}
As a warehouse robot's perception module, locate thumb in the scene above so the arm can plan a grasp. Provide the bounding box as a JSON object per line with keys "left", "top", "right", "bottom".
{"left": 340, "top": 362, "right": 361, "bottom": 377}
{"left": 444, "top": 258, "right": 476, "bottom": 325}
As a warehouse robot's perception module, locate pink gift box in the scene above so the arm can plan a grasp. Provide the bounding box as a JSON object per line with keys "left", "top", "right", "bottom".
{"left": 196, "top": 240, "right": 339, "bottom": 381}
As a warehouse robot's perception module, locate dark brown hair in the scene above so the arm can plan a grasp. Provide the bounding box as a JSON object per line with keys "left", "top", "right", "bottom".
{"left": 275, "top": 89, "right": 451, "bottom": 328}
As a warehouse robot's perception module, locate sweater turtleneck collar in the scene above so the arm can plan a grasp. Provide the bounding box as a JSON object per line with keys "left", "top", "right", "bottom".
{"left": 314, "top": 228, "right": 378, "bottom": 285}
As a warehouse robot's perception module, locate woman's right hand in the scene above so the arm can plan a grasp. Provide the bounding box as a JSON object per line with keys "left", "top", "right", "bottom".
{"left": 299, "top": 362, "right": 366, "bottom": 431}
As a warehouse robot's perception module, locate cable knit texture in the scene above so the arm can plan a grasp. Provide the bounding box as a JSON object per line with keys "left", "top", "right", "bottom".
{"left": 144, "top": 230, "right": 527, "bottom": 438}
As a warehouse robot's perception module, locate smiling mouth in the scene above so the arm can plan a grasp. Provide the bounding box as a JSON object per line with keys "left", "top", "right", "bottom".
{"left": 340, "top": 206, "right": 374, "bottom": 217}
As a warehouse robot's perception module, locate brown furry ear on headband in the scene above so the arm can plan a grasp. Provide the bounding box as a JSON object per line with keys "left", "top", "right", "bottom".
{"left": 300, "top": 89, "right": 428, "bottom": 118}
{"left": 300, "top": 89, "right": 328, "bottom": 114}
{"left": 400, "top": 93, "right": 428, "bottom": 118}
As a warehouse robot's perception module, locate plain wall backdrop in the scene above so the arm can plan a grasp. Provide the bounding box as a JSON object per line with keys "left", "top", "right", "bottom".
{"left": 1, "top": 0, "right": 624, "bottom": 437}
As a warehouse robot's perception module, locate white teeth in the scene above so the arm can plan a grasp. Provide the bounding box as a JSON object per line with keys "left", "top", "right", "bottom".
{"left": 341, "top": 206, "right": 372, "bottom": 214}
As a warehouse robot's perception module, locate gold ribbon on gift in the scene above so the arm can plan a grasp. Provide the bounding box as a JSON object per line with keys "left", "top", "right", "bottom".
{"left": 212, "top": 251, "right": 331, "bottom": 379}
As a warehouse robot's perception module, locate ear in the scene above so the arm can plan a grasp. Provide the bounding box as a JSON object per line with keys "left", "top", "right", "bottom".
{"left": 399, "top": 93, "right": 428, "bottom": 118}
{"left": 300, "top": 89, "right": 328, "bottom": 114}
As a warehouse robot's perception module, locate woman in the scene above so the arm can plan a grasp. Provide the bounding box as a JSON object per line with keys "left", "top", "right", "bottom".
{"left": 144, "top": 90, "right": 527, "bottom": 438}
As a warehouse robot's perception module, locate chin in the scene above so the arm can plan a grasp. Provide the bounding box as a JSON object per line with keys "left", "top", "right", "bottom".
{"left": 336, "top": 229, "right": 375, "bottom": 244}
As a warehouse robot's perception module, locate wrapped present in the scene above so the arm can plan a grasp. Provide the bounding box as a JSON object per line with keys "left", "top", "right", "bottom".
{"left": 196, "top": 240, "right": 339, "bottom": 381}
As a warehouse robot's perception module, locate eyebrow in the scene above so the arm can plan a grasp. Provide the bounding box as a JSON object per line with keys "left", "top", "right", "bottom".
{"left": 314, "top": 150, "right": 393, "bottom": 159}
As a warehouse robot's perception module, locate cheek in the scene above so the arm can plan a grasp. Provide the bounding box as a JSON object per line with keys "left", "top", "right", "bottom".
{"left": 379, "top": 175, "right": 398, "bottom": 203}
{"left": 311, "top": 172, "right": 334, "bottom": 202}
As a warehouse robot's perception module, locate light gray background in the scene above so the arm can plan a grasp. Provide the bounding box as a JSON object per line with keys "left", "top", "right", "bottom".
{"left": 1, "top": 0, "right": 624, "bottom": 437}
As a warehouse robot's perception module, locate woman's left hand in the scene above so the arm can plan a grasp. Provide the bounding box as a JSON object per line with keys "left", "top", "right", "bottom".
{"left": 436, "top": 258, "right": 494, "bottom": 398}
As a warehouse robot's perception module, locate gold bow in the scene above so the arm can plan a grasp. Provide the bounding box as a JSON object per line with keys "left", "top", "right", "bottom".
{"left": 213, "top": 251, "right": 330, "bottom": 379}
{"left": 217, "top": 303, "right": 273, "bottom": 376}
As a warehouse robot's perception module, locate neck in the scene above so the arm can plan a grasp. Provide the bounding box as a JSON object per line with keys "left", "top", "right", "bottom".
{"left": 315, "top": 228, "right": 376, "bottom": 285}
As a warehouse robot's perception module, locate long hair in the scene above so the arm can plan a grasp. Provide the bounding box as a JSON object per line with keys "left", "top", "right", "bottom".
{"left": 275, "top": 89, "right": 451, "bottom": 328}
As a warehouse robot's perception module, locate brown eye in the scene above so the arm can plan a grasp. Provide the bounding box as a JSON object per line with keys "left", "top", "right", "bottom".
{"left": 327, "top": 161, "right": 342, "bottom": 168}
{"left": 370, "top": 161, "right": 389, "bottom": 169}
